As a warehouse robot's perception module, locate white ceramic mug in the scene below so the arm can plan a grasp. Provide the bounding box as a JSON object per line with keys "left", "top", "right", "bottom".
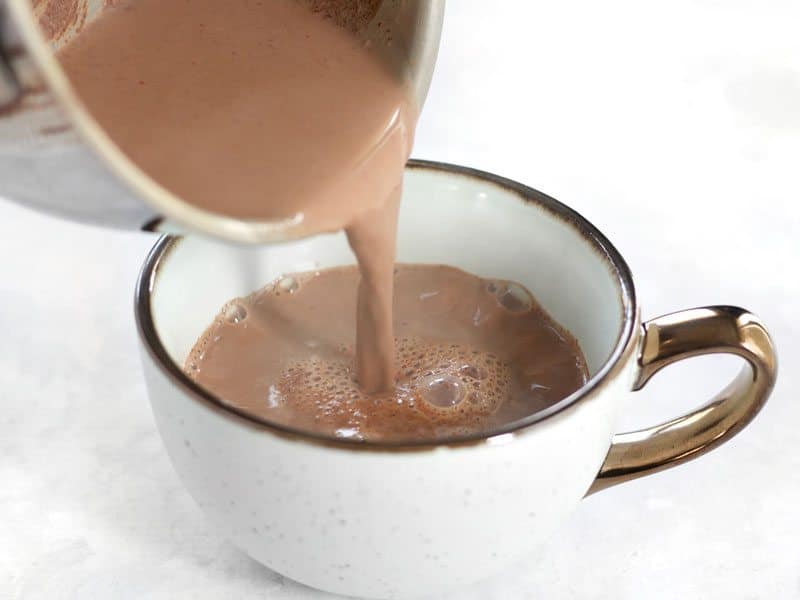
{"left": 136, "top": 161, "right": 777, "bottom": 599}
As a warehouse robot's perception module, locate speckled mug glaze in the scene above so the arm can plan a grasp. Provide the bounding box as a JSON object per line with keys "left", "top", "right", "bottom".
{"left": 135, "top": 161, "right": 774, "bottom": 599}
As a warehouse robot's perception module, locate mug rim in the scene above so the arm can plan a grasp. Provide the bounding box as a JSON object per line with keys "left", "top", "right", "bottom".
{"left": 135, "top": 159, "right": 638, "bottom": 449}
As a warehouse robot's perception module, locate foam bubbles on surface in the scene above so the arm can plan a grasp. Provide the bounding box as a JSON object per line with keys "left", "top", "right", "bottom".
{"left": 419, "top": 374, "right": 466, "bottom": 408}
{"left": 224, "top": 302, "right": 248, "bottom": 324}
{"left": 277, "top": 337, "right": 513, "bottom": 441}
{"left": 458, "top": 364, "right": 487, "bottom": 381}
{"left": 277, "top": 276, "right": 299, "bottom": 294}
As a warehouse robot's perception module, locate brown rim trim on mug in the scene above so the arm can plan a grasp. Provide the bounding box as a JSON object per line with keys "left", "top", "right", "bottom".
{"left": 134, "top": 159, "right": 639, "bottom": 450}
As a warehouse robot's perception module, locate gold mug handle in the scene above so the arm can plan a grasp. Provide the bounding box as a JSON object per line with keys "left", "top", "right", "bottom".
{"left": 588, "top": 306, "right": 777, "bottom": 495}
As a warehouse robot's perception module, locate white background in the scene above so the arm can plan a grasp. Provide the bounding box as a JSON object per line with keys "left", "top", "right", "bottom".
{"left": 2, "top": 1, "right": 799, "bottom": 598}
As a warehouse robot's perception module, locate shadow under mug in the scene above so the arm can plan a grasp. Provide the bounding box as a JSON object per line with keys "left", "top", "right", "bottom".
{"left": 135, "top": 160, "right": 777, "bottom": 599}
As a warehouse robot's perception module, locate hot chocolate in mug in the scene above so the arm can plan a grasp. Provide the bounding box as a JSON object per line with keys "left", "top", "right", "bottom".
{"left": 136, "top": 161, "right": 776, "bottom": 599}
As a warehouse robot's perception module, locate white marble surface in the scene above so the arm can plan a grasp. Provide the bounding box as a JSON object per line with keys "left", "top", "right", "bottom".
{"left": 2, "top": 1, "right": 799, "bottom": 598}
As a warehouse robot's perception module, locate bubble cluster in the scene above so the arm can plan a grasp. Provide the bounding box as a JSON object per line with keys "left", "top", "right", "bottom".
{"left": 302, "top": 0, "right": 383, "bottom": 33}
{"left": 277, "top": 276, "right": 299, "bottom": 294}
{"left": 224, "top": 302, "right": 248, "bottom": 324}
{"left": 275, "top": 337, "right": 512, "bottom": 441}
{"left": 419, "top": 375, "right": 466, "bottom": 408}
{"left": 185, "top": 335, "right": 211, "bottom": 378}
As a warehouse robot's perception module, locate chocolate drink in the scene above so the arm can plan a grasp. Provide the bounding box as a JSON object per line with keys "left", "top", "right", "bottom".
{"left": 186, "top": 265, "right": 589, "bottom": 442}
{"left": 56, "top": 0, "right": 411, "bottom": 391}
